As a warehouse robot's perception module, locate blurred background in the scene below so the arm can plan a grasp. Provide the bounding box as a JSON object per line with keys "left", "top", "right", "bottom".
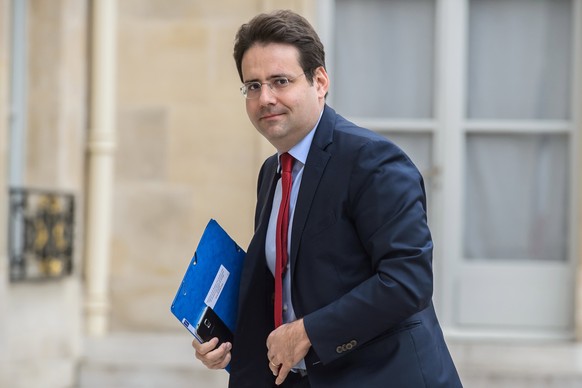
{"left": 0, "top": 0, "right": 581, "bottom": 387}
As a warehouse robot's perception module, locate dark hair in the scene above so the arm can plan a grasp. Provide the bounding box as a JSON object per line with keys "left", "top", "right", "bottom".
{"left": 233, "top": 10, "right": 326, "bottom": 84}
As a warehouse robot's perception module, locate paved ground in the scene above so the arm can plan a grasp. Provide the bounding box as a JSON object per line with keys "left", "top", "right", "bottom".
{"left": 78, "top": 333, "right": 582, "bottom": 387}
{"left": 450, "top": 340, "right": 582, "bottom": 387}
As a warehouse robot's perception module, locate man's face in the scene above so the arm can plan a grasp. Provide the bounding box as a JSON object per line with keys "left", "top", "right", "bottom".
{"left": 240, "top": 43, "right": 328, "bottom": 152}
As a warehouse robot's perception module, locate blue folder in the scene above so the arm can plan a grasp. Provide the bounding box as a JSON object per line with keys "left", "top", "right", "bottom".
{"left": 170, "top": 219, "right": 246, "bottom": 344}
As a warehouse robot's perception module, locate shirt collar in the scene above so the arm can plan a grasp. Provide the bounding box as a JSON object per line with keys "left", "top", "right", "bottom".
{"left": 278, "top": 109, "right": 324, "bottom": 168}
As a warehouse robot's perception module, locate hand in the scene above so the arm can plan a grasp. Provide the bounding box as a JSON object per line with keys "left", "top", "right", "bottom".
{"left": 266, "top": 319, "right": 311, "bottom": 385}
{"left": 192, "top": 337, "right": 232, "bottom": 370}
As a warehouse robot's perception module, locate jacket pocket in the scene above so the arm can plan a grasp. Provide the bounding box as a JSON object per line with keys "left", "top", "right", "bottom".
{"left": 363, "top": 320, "right": 423, "bottom": 349}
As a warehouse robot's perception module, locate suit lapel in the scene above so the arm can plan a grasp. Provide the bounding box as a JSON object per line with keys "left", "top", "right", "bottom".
{"left": 238, "top": 156, "right": 278, "bottom": 312}
{"left": 289, "top": 105, "right": 335, "bottom": 280}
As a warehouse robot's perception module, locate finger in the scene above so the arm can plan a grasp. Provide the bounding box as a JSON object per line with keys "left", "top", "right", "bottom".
{"left": 205, "top": 345, "right": 232, "bottom": 369}
{"left": 266, "top": 326, "right": 280, "bottom": 349}
{"left": 275, "top": 365, "right": 291, "bottom": 385}
{"left": 195, "top": 341, "right": 232, "bottom": 367}
{"left": 216, "top": 350, "right": 232, "bottom": 369}
{"left": 192, "top": 337, "right": 219, "bottom": 355}
{"left": 269, "top": 361, "right": 280, "bottom": 376}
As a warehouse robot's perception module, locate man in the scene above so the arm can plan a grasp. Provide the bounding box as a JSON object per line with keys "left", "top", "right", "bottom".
{"left": 193, "top": 9, "right": 462, "bottom": 388}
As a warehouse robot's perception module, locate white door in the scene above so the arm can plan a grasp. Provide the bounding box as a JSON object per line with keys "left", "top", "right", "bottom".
{"left": 441, "top": 0, "right": 579, "bottom": 338}
{"left": 321, "top": 0, "right": 580, "bottom": 338}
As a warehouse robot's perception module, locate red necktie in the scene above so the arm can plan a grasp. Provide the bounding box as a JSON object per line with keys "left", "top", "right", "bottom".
{"left": 274, "top": 152, "right": 294, "bottom": 328}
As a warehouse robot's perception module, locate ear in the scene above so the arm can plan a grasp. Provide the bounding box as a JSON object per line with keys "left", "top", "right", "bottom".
{"left": 313, "top": 66, "right": 329, "bottom": 99}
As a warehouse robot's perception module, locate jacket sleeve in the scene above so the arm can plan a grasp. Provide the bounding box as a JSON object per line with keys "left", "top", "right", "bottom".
{"left": 302, "top": 138, "right": 434, "bottom": 365}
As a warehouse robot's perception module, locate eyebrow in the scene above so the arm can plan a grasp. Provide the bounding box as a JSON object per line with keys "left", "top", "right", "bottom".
{"left": 243, "top": 73, "right": 291, "bottom": 84}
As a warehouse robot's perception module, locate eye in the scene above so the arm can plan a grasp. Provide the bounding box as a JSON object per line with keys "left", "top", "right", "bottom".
{"left": 246, "top": 82, "right": 262, "bottom": 92}
{"left": 272, "top": 77, "right": 290, "bottom": 88}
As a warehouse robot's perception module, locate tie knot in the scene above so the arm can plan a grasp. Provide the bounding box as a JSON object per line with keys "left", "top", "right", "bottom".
{"left": 280, "top": 152, "right": 294, "bottom": 174}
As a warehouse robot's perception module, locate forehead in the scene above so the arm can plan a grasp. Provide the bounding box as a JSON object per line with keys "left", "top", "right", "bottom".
{"left": 241, "top": 42, "right": 302, "bottom": 80}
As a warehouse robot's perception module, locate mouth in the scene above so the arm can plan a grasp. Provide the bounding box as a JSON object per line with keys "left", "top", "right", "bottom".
{"left": 260, "top": 111, "right": 284, "bottom": 120}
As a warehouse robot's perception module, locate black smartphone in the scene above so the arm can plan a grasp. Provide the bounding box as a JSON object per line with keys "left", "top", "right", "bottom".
{"left": 196, "top": 306, "right": 234, "bottom": 346}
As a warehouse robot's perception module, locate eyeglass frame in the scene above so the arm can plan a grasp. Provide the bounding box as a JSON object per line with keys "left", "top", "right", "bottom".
{"left": 239, "top": 72, "right": 307, "bottom": 99}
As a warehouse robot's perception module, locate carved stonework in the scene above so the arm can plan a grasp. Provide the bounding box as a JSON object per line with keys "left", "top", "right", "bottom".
{"left": 8, "top": 188, "right": 75, "bottom": 281}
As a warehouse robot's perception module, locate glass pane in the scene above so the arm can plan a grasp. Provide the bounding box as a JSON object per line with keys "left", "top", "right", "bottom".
{"left": 464, "top": 134, "right": 569, "bottom": 261}
{"left": 334, "top": 0, "right": 435, "bottom": 118}
{"left": 467, "top": 0, "right": 572, "bottom": 119}
{"left": 382, "top": 132, "right": 434, "bottom": 208}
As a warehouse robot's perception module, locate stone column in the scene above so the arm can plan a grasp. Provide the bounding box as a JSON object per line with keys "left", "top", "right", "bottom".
{"left": 84, "top": 0, "right": 117, "bottom": 336}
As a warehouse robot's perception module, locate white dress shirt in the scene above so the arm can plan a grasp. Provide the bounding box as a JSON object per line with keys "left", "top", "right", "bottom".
{"left": 265, "top": 110, "right": 322, "bottom": 370}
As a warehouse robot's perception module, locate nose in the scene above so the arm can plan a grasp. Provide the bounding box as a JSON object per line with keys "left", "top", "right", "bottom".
{"left": 258, "top": 83, "right": 276, "bottom": 105}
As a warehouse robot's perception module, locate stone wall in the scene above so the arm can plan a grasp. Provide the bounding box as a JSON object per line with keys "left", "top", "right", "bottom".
{"left": 110, "top": 0, "right": 316, "bottom": 332}
{"left": 26, "top": 0, "right": 87, "bottom": 189}
{"left": 0, "top": 0, "right": 87, "bottom": 387}
{"left": 1, "top": 1, "right": 319, "bottom": 385}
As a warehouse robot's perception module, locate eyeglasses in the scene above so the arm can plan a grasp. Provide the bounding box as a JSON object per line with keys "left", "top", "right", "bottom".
{"left": 240, "top": 73, "right": 306, "bottom": 99}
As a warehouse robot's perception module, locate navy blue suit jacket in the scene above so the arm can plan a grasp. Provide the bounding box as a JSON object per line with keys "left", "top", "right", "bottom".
{"left": 229, "top": 105, "right": 462, "bottom": 387}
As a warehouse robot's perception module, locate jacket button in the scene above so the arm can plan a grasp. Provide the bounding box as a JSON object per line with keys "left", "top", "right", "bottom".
{"left": 336, "top": 346, "right": 343, "bottom": 354}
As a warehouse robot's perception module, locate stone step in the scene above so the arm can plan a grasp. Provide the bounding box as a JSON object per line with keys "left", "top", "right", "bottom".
{"left": 78, "top": 332, "right": 228, "bottom": 388}
{"left": 79, "top": 333, "right": 582, "bottom": 388}
{"left": 449, "top": 340, "right": 582, "bottom": 388}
